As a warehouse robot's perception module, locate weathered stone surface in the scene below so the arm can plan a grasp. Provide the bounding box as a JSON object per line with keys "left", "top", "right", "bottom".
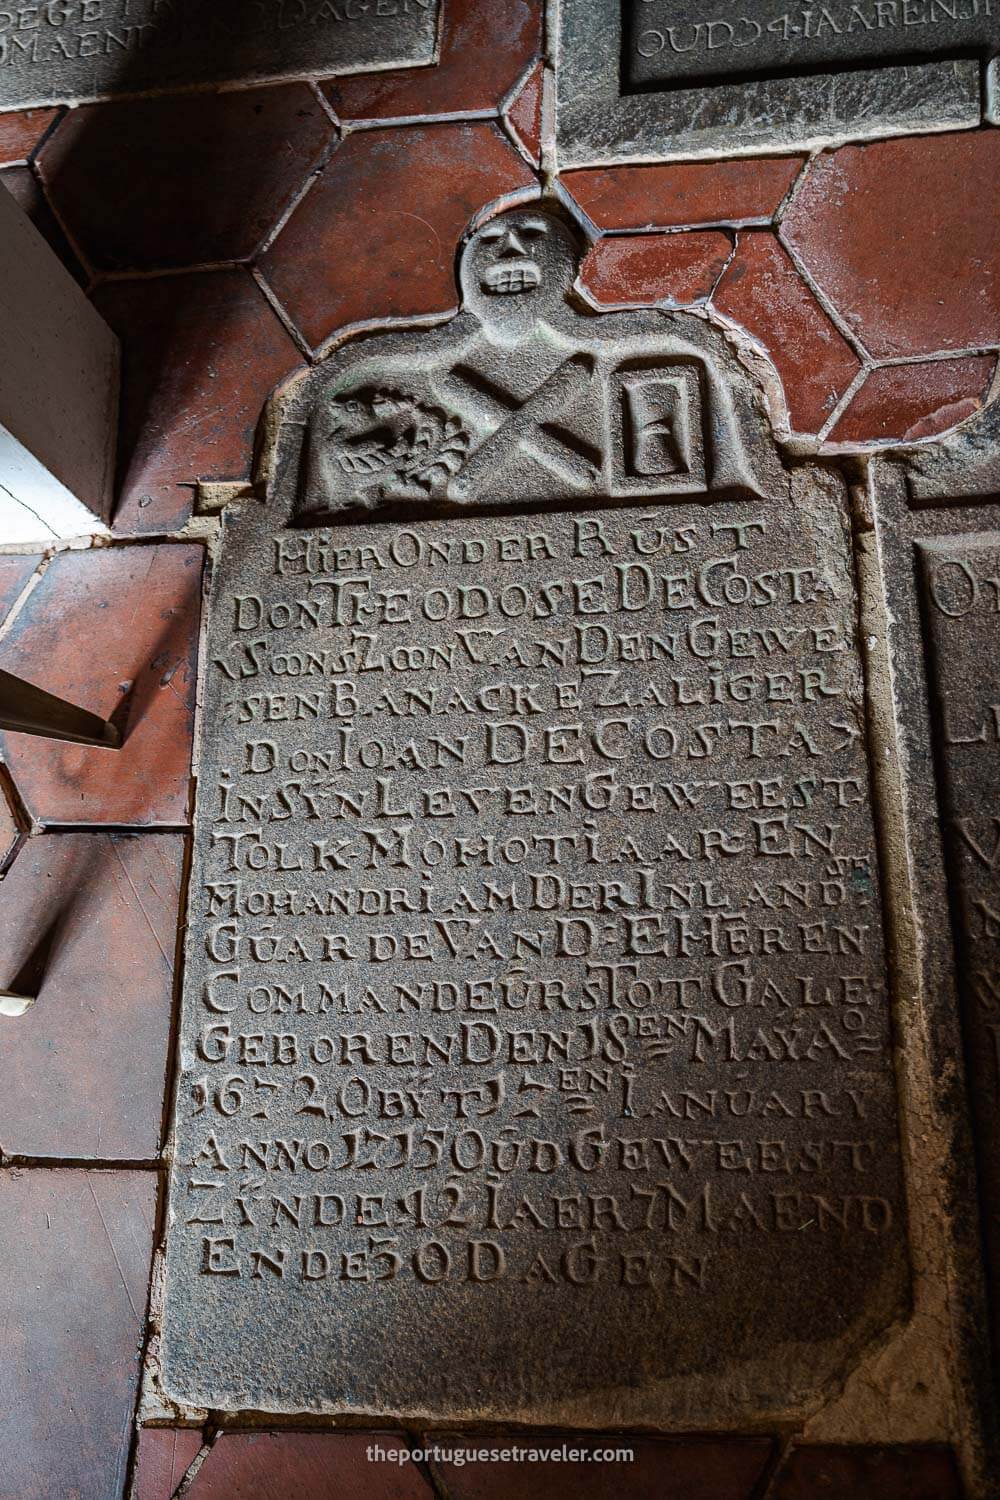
{"left": 554, "top": 0, "right": 981, "bottom": 168}
{"left": 919, "top": 535, "right": 1000, "bottom": 1375}
{"left": 161, "top": 209, "right": 907, "bottom": 1424}
{"left": 626, "top": 1, "right": 1000, "bottom": 89}
{"left": 0, "top": 0, "right": 441, "bottom": 111}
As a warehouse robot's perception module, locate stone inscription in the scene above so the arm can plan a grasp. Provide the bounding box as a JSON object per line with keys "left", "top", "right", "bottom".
{"left": 160, "top": 494, "right": 906, "bottom": 1417}
{"left": 0, "top": 0, "right": 440, "bottom": 109}
{"left": 626, "top": 0, "right": 999, "bottom": 88}
{"left": 921, "top": 535, "right": 1000, "bottom": 1364}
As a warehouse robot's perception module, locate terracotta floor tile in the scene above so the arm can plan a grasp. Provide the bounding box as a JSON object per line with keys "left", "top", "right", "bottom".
{"left": 132, "top": 1428, "right": 203, "bottom": 1500}
{"left": 505, "top": 60, "right": 544, "bottom": 165}
{"left": 1, "top": 165, "right": 87, "bottom": 286}
{"left": 0, "top": 1167, "right": 155, "bottom": 1500}
{"left": 563, "top": 156, "right": 804, "bottom": 231}
{"left": 0, "top": 553, "right": 39, "bottom": 621}
{"left": 325, "top": 0, "right": 541, "bottom": 121}
{"left": 713, "top": 231, "right": 862, "bottom": 435}
{"left": 0, "top": 106, "right": 59, "bottom": 165}
{"left": 259, "top": 122, "right": 536, "bottom": 351}
{"left": 782, "top": 131, "right": 1000, "bottom": 358}
{"left": 772, "top": 1444, "right": 962, "bottom": 1499}
{"left": 827, "top": 356, "right": 996, "bottom": 445}
{"left": 37, "top": 86, "right": 333, "bottom": 273}
{"left": 0, "top": 832, "right": 184, "bottom": 1159}
{"left": 94, "top": 271, "right": 302, "bottom": 534}
{"left": 580, "top": 231, "right": 731, "bottom": 307}
{"left": 187, "top": 1432, "right": 434, "bottom": 1499}
{"left": 429, "top": 1436, "right": 773, "bottom": 1500}
{"left": 0, "top": 545, "right": 202, "bottom": 827}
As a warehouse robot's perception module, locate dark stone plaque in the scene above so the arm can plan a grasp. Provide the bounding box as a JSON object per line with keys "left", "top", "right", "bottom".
{"left": 555, "top": 0, "right": 986, "bottom": 166}
{"left": 160, "top": 209, "right": 907, "bottom": 1422}
{"left": 626, "top": 0, "right": 1000, "bottom": 90}
{"left": 920, "top": 534, "right": 1000, "bottom": 1366}
{"left": 0, "top": 0, "right": 440, "bottom": 110}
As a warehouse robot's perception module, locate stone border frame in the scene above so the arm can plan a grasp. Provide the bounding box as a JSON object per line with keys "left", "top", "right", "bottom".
{"left": 863, "top": 455, "right": 1000, "bottom": 1498}
{"left": 553, "top": 0, "right": 987, "bottom": 167}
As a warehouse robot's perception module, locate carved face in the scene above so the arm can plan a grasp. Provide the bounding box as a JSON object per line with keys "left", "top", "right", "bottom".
{"left": 460, "top": 209, "right": 579, "bottom": 334}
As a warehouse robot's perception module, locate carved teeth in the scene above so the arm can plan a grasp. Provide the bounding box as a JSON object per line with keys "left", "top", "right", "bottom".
{"left": 483, "top": 263, "right": 541, "bottom": 294}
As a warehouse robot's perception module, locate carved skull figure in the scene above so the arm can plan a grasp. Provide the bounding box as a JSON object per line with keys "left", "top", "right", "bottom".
{"left": 459, "top": 209, "right": 580, "bottom": 342}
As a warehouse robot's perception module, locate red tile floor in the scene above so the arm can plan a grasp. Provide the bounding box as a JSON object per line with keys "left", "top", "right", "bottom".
{"left": 0, "top": 0, "right": 996, "bottom": 1493}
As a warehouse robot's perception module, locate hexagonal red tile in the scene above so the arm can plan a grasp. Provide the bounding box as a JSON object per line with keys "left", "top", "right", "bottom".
{"left": 0, "top": 544, "right": 203, "bottom": 827}
{"left": 259, "top": 122, "right": 536, "bottom": 351}
{"left": 580, "top": 231, "right": 731, "bottom": 307}
{"left": 0, "top": 107, "right": 59, "bottom": 166}
{"left": 0, "top": 831, "right": 184, "bottom": 1159}
{"left": 713, "top": 232, "right": 862, "bottom": 435}
{"left": 94, "top": 271, "right": 302, "bottom": 534}
{"left": 429, "top": 1436, "right": 773, "bottom": 1499}
{"left": 772, "top": 1445, "right": 962, "bottom": 1499}
{"left": 563, "top": 156, "right": 804, "bottom": 231}
{"left": 187, "top": 1432, "right": 435, "bottom": 1499}
{"left": 38, "top": 86, "right": 334, "bottom": 272}
{"left": 132, "top": 1427, "right": 203, "bottom": 1500}
{"left": 505, "top": 60, "right": 544, "bottom": 165}
{"left": 782, "top": 132, "right": 1000, "bottom": 359}
{"left": 827, "top": 356, "right": 996, "bottom": 446}
{"left": 325, "top": 0, "right": 541, "bottom": 122}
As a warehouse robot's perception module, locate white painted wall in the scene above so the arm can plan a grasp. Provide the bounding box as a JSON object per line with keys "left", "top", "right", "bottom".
{"left": 0, "top": 180, "right": 118, "bottom": 542}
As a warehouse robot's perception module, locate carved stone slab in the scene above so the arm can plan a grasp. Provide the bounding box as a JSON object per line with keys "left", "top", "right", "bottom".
{"left": 920, "top": 534, "right": 1000, "bottom": 1370}
{"left": 627, "top": 0, "right": 1000, "bottom": 90}
{"left": 160, "top": 209, "right": 908, "bottom": 1423}
{"left": 0, "top": 0, "right": 440, "bottom": 110}
{"left": 556, "top": 0, "right": 989, "bottom": 165}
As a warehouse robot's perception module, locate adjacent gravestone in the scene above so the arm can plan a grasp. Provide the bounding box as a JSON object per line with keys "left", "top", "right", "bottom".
{"left": 556, "top": 0, "right": 998, "bottom": 166}
{"left": 0, "top": 0, "right": 441, "bottom": 109}
{"left": 919, "top": 535, "right": 1000, "bottom": 1371}
{"left": 159, "top": 208, "right": 908, "bottom": 1422}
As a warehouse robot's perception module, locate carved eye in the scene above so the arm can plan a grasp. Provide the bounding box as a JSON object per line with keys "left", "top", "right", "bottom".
{"left": 480, "top": 227, "right": 505, "bottom": 243}
{"left": 521, "top": 221, "right": 547, "bottom": 238}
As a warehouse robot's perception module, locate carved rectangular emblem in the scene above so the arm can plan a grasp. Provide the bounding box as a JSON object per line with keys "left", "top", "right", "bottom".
{"left": 0, "top": 0, "right": 440, "bottom": 110}
{"left": 160, "top": 491, "right": 907, "bottom": 1421}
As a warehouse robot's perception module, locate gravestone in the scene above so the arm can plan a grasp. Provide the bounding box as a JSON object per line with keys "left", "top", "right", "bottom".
{"left": 556, "top": 0, "right": 998, "bottom": 165}
{"left": 159, "top": 207, "right": 908, "bottom": 1423}
{"left": 0, "top": 0, "right": 441, "bottom": 110}
{"left": 919, "top": 536, "right": 1000, "bottom": 1373}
